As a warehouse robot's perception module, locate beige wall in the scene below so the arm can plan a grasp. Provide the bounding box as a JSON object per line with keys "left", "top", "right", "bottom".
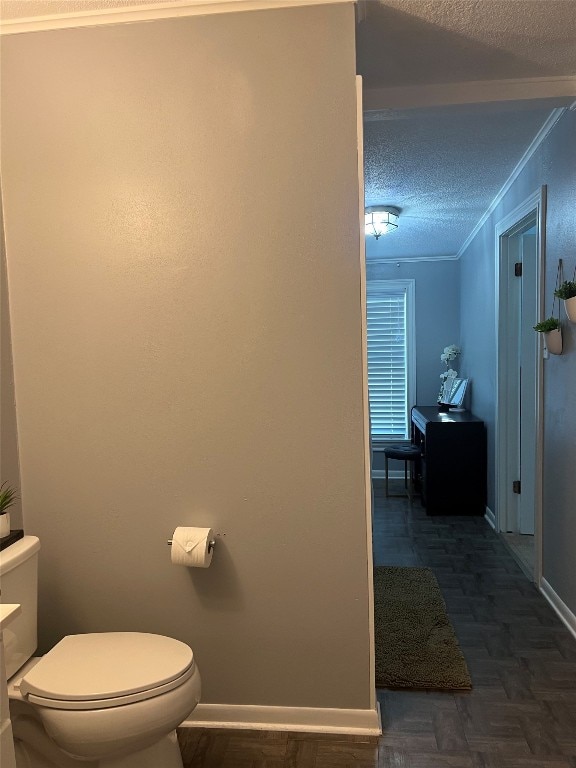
{"left": 1, "top": 4, "right": 373, "bottom": 711}
{"left": 1, "top": 208, "right": 22, "bottom": 525}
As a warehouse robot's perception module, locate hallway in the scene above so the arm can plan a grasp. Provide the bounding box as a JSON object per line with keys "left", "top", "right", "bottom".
{"left": 373, "top": 479, "right": 576, "bottom": 767}
{"left": 178, "top": 480, "right": 576, "bottom": 766}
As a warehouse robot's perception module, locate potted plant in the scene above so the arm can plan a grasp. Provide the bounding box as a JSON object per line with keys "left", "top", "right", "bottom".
{"left": 554, "top": 280, "right": 576, "bottom": 322}
{"left": 0, "top": 481, "right": 18, "bottom": 538}
{"left": 533, "top": 317, "right": 562, "bottom": 355}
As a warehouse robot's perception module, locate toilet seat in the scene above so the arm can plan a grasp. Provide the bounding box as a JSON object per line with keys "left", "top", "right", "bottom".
{"left": 19, "top": 632, "right": 196, "bottom": 711}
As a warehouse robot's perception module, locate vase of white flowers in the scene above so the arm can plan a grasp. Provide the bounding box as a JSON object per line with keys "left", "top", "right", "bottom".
{"left": 438, "top": 344, "right": 461, "bottom": 405}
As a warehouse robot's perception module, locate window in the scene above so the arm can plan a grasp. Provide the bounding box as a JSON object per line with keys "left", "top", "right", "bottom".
{"left": 366, "top": 279, "right": 415, "bottom": 442}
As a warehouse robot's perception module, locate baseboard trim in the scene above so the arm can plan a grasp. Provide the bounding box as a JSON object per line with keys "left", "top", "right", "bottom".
{"left": 484, "top": 506, "right": 496, "bottom": 530}
{"left": 372, "top": 469, "right": 405, "bottom": 480}
{"left": 182, "top": 703, "right": 382, "bottom": 735}
{"left": 540, "top": 578, "right": 576, "bottom": 642}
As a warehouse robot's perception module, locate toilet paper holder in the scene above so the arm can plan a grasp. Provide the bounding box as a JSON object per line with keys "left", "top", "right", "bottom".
{"left": 167, "top": 537, "right": 216, "bottom": 553}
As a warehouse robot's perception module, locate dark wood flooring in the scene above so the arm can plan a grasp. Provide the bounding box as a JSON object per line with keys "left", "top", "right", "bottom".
{"left": 177, "top": 479, "right": 576, "bottom": 767}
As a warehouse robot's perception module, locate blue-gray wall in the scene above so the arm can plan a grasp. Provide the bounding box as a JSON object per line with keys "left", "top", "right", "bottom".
{"left": 367, "top": 258, "right": 460, "bottom": 472}
{"left": 460, "top": 108, "right": 576, "bottom": 615}
{"left": 367, "top": 258, "right": 461, "bottom": 408}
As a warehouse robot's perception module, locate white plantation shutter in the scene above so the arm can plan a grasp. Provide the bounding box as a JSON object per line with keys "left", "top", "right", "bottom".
{"left": 366, "top": 280, "right": 415, "bottom": 441}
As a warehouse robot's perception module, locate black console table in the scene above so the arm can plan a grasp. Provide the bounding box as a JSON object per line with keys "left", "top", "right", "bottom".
{"left": 411, "top": 406, "right": 487, "bottom": 516}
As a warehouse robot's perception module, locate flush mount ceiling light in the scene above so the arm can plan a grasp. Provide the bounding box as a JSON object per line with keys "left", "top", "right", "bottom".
{"left": 365, "top": 206, "right": 400, "bottom": 239}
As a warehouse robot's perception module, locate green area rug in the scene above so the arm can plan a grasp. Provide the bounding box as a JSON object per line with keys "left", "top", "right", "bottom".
{"left": 374, "top": 566, "right": 472, "bottom": 690}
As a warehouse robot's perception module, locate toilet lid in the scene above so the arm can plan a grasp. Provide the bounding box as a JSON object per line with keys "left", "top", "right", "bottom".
{"left": 20, "top": 633, "right": 194, "bottom": 705}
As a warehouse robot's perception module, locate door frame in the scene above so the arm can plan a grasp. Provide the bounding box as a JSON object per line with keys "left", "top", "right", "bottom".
{"left": 495, "top": 186, "right": 546, "bottom": 585}
{"left": 356, "top": 76, "right": 377, "bottom": 715}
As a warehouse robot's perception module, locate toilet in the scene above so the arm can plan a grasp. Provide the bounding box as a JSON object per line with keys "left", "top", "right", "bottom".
{"left": 0, "top": 536, "right": 201, "bottom": 768}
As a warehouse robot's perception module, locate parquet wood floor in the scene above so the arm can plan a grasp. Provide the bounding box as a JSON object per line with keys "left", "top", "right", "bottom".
{"left": 177, "top": 479, "right": 576, "bottom": 767}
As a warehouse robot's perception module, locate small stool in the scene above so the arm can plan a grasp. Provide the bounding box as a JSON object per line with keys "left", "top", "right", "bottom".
{"left": 383, "top": 444, "right": 421, "bottom": 502}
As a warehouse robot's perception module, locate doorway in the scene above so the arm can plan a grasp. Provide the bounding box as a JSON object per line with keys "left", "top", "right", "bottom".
{"left": 495, "top": 189, "right": 545, "bottom": 582}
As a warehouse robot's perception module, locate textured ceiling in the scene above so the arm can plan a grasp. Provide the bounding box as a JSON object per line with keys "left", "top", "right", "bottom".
{"left": 357, "top": 1, "right": 576, "bottom": 260}
{"left": 363, "top": 104, "right": 555, "bottom": 260}
{"left": 357, "top": 0, "right": 576, "bottom": 89}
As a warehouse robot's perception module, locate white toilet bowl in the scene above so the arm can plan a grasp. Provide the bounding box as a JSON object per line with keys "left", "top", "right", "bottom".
{"left": 9, "top": 632, "right": 201, "bottom": 768}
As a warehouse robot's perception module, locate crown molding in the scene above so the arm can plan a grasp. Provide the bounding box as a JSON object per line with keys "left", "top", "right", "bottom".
{"left": 0, "top": 0, "right": 352, "bottom": 35}
{"left": 457, "top": 107, "right": 566, "bottom": 258}
{"left": 363, "top": 76, "right": 576, "bottom": 113}
{"left": 366, "top": 254, "right": 459, "bottom": 265}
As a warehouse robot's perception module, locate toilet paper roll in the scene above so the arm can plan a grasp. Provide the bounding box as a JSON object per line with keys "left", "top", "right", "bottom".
{"left": 171, "top": 527, "right": 214, "bottom": 568}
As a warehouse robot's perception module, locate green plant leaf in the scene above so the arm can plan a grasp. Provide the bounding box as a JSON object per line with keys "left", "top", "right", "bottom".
{"left": 0, "top": 481, "right": 18, "bottom": 513}
{"left": 553, "top": 281, "right": 576, "bottom": 300}
{"left": 533, "top": 317, "right": 560, "bottom": 333}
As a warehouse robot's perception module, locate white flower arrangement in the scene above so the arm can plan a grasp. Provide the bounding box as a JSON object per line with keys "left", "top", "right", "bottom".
{"left": 440, "top": 368, "right": 457, "bottom": 382}
{"left": 438, "top": 344, "right": 461, "bottom": 403}
{"left": 440, "top": 344, "right": 460, "bottom": 365}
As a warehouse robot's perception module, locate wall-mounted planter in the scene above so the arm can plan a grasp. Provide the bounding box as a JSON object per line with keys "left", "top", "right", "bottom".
{"left": 564, "top": 296, "right": 576, "bottom": 323}
{"left": 545, "top": 328, "right": 563, "bottom": 355}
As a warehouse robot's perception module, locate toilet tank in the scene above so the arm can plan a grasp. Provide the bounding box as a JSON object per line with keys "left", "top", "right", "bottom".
{"left": 0, "top": 536, "right": 40, "bottom": 679}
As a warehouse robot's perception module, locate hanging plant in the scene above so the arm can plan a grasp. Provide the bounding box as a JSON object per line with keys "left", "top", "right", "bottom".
{"left": 545, "top": 327, "right": 563, "bottom": 355}
{"left": 533, "top": 260, "right": 563, "bottom": 355}
{"left": 533, "top": 317, "right": 560, "bottom": 333}
{"left": 533, "top": 318, "right": 562, "bottom": 354}
{"left": 553, "top": 280, "right": 576, "bottom": 299}
{"left": 554, "top": 277, "right": 576, "bottom": 323}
